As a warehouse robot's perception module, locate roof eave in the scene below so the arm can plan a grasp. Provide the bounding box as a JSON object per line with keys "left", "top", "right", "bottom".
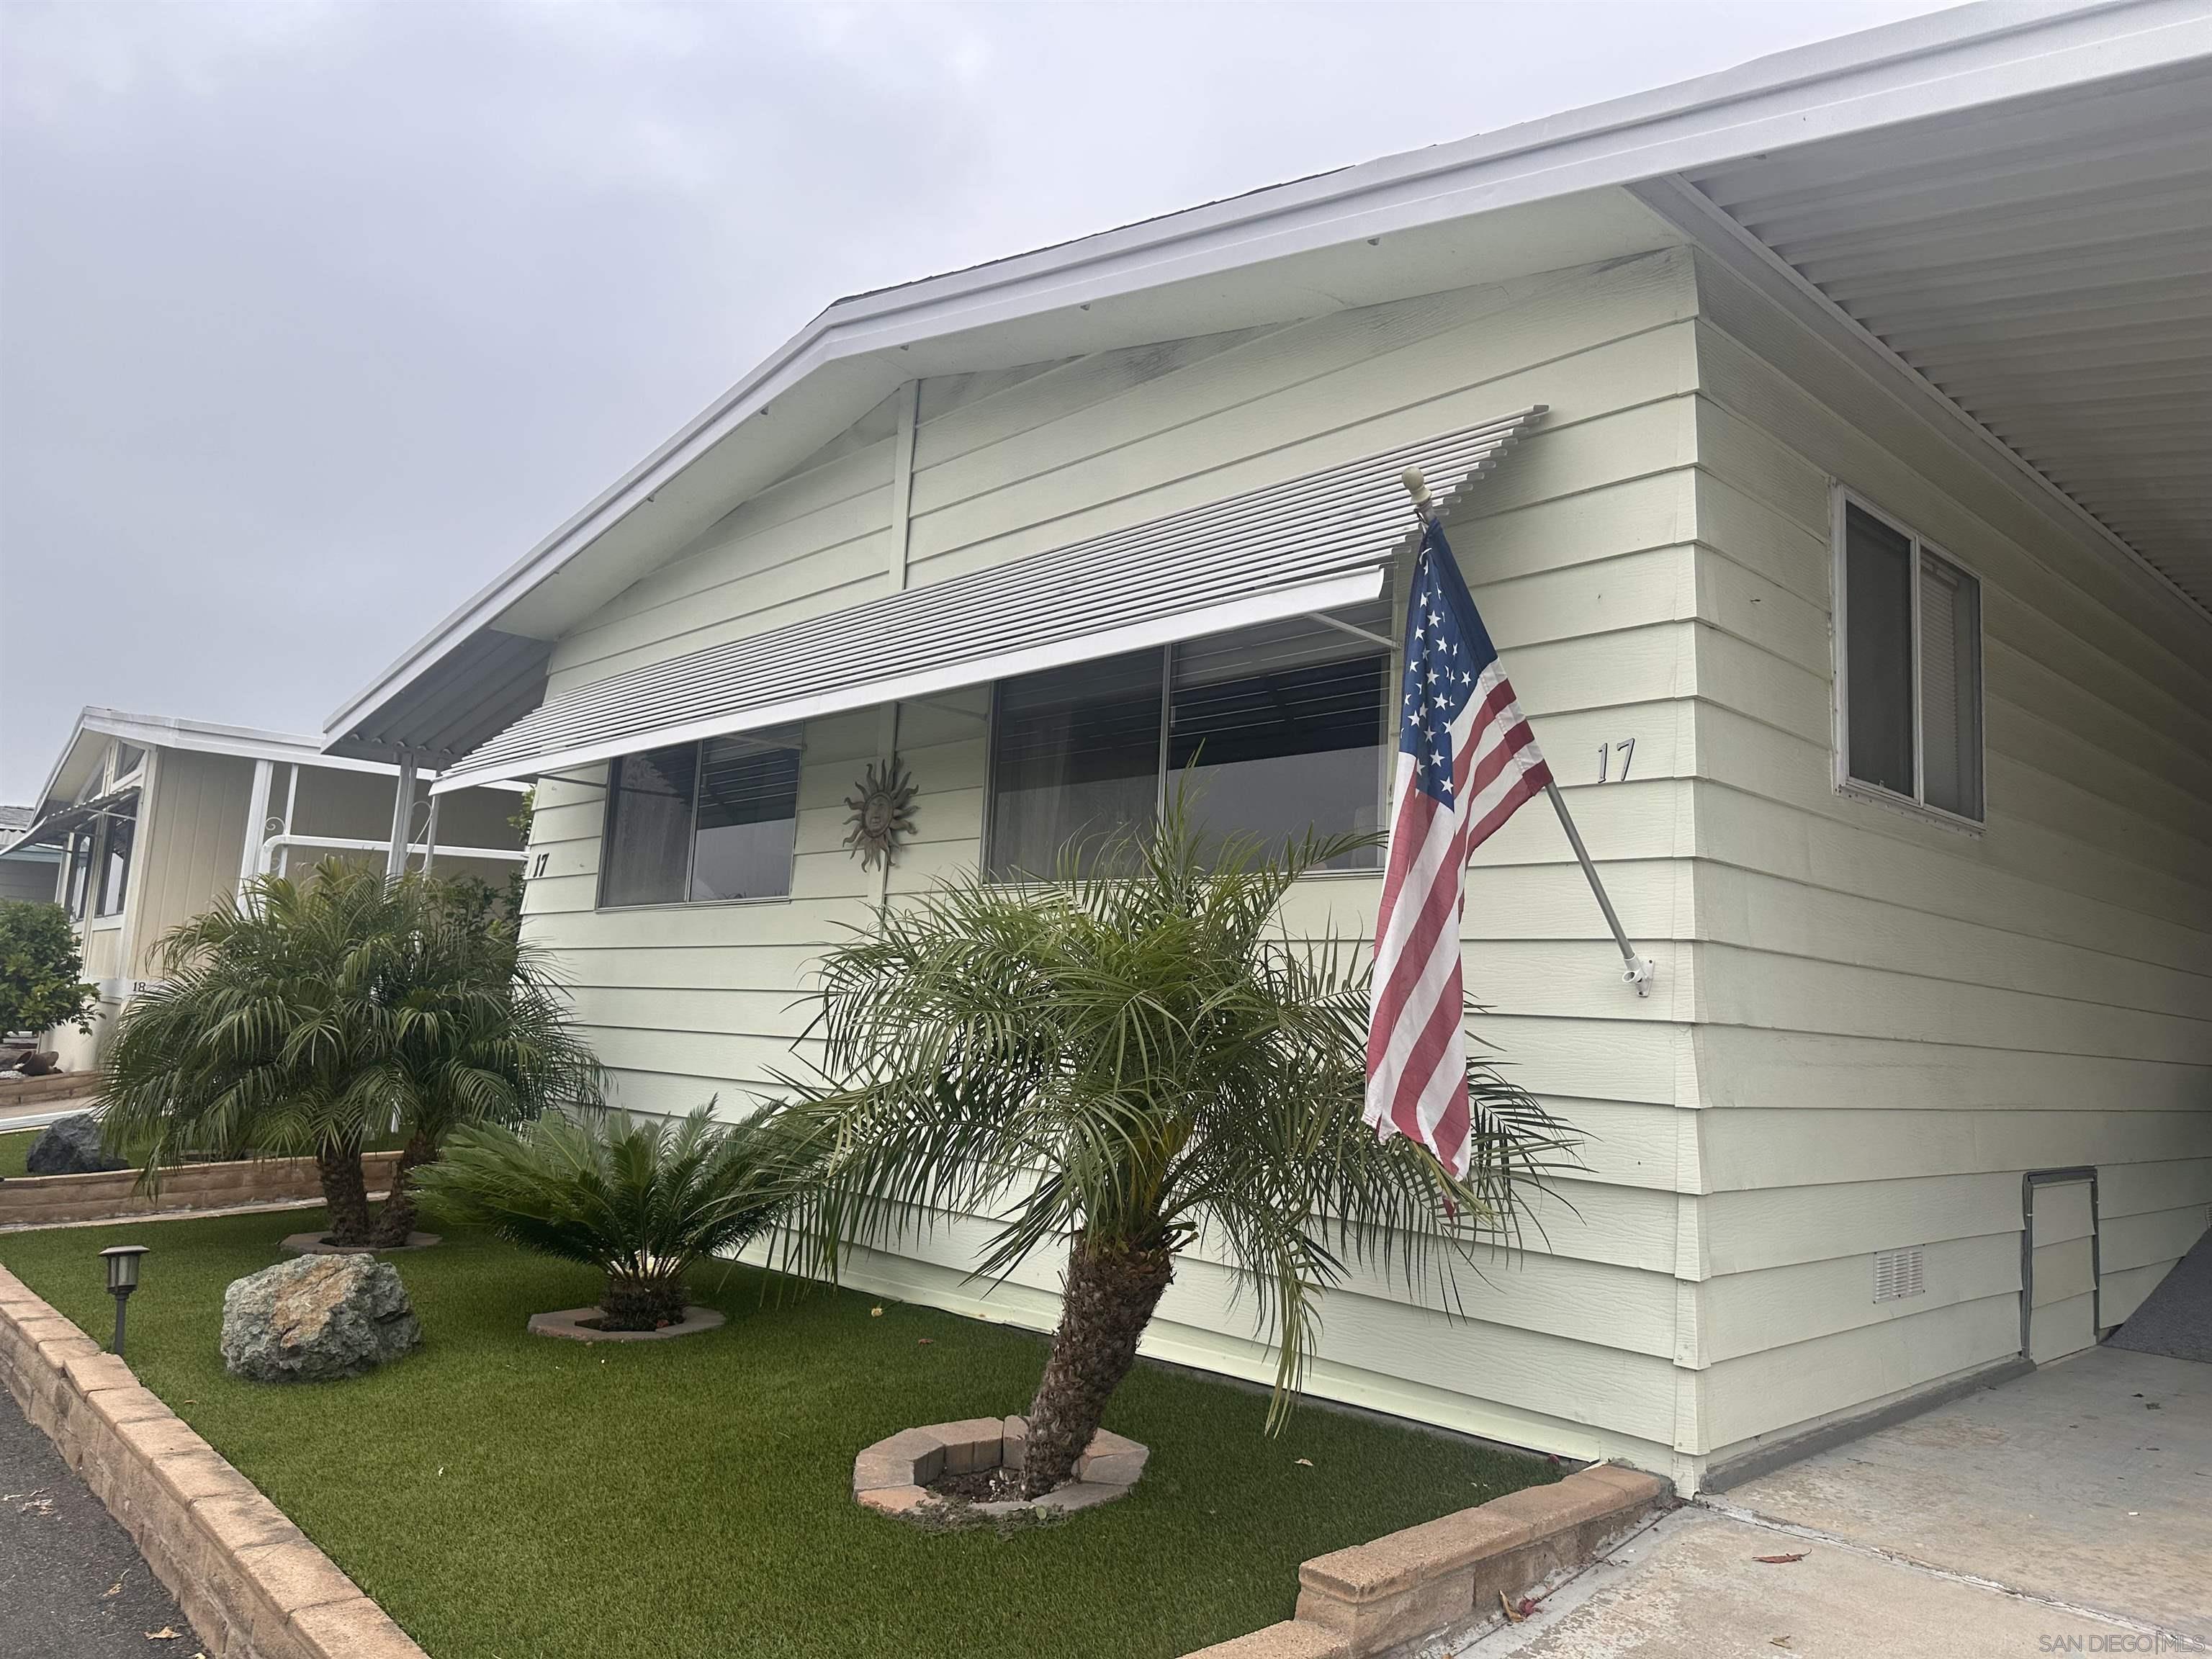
{"left": 321, "top": 0, "right": 2212, "bottom": 755}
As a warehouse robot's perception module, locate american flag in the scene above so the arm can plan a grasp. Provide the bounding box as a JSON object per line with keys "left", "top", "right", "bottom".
{"left": 1365, "top": 518, "right": 1552, "bottom": 1178}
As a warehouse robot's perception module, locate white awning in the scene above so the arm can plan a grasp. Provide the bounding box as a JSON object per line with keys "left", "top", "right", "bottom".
{"left": 430, "top": 410, "right": 1542, "bottom": 793}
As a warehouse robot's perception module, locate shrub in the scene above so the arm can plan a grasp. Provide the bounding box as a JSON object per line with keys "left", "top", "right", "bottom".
{"left": 0, "top": 899, "right": 97, "bottom": 1038}
{"left": 418, "top": 1105, "right": 809, "bottom": 1330}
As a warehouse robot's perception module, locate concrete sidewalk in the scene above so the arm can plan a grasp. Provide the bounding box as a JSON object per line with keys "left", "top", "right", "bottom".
{"left": 0, "top": 1382, "right": 206, "bottom": 1658}
{"left": 1462, "top": 1346, "right": 2211, "bottom": 1655}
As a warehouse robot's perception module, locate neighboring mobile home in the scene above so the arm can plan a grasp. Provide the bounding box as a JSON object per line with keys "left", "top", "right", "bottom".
{"left": 3, "top": 709, "right": 527, "bottom": 1071}
{"left": 322, "top": 6, "right": 2212, "bottom": 1492}
{"left": 0, "top": 807, "right": 61, "bottom": 906}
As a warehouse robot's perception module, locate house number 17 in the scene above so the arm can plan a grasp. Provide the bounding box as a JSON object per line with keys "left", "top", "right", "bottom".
{"left": 1596, "top": 738, "right": 1636, "bottom": 782}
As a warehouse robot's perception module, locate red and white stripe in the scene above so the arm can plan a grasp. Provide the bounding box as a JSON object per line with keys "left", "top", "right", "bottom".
{"left": 1364, "top": 661, "right": 1550, "bottom": 1178}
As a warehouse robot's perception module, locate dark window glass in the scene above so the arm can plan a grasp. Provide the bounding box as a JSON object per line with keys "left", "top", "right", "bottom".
{"left": 987, "top": 649, "right": 1164, "bottom": 879}
{"left": 112, "top": 744, "right": 146, "bottom": 780}
{"left": 95, "top": 813, "right": 135, "bottom": 917}
{"left": 1920, "top": 552, "right": 1983, "bottom": 820}
{"left": 1169, "top": 611, "right": 1387, "bottom": 870}
{"left": 691, "top": 737, "right": 801, "bottom": 901}
{"left": 601, "top": 745, "right": 698, "bottom": 908}
{"left": 600, "top": 734, "right": 801, "bottom": 907}
{"left": 1844, "top": 503, "right": 1916, "bottom": 797}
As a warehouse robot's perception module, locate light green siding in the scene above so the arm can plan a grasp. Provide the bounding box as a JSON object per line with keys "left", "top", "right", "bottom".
{"left": 1684, "top": 248, "right": 2212, "bottom": 1472}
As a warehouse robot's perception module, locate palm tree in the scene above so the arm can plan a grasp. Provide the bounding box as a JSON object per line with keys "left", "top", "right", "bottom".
{"left": 419, "top": 1105, "right": 810, "bottom": 1329}
{"left": 775, "top": 796, "right": 1570, "bottom": 1498}
{"left": 99, "top": 860, "right": 601, "bottom": 1246}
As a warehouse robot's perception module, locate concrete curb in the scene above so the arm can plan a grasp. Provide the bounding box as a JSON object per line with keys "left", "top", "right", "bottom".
{"left": 0, "top": 1151, "right": 403, "bottom": 1231}
{"left": 0, "top": 1262, "right": 427, "bottom": 1659}
{"left": 1184, "top": 1462, "right": 1674, "bottom": 1658}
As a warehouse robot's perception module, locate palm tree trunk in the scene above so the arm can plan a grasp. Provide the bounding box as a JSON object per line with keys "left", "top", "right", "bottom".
{"left": 1020, "top": 1234, "right": 1174, "bottom": 1497}
{"left": 317, "top": 1143, "right": 374, "bottom": 1245}
{"left": 600, "top": 1269, "right": 688, "bottom": 1331}
{"left": 369, "top": 1132, "right": 436, "bottom": 1247}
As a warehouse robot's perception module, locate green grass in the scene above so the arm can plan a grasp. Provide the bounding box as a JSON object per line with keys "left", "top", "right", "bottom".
{"left": 1, "top": 1206, "right": 1557, "bottom": 1659}
{"left": 0, "top": 1130, "right": 31, "bottom": 1179}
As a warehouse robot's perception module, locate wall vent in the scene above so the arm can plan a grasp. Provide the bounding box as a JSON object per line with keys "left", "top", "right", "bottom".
{"left": 1874, "top": 1246, "right": 1926, "bottom": 1304}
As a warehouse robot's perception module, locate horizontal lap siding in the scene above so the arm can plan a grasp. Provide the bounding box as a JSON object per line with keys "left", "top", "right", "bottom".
{"left": 519, "top": 246, "right": 1712, "bottom": 1478}
{"left": 1684, "top": 251, "right": 2212, "bottom": 1464}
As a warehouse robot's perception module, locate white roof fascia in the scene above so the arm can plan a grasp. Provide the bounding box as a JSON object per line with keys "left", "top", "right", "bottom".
{"left": 323, "top": 0, "right": 2212, "bottom": 750}
{"left": 21, "top": 708, "right": 526, "bottom": 818}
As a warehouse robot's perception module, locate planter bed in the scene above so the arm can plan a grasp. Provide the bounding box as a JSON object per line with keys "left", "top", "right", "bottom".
{"left": 0, "top": 1203, "right": 1562, "bottom": 1659}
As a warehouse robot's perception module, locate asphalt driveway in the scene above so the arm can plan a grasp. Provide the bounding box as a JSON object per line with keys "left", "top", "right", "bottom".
{"left": 0, "top": 1383, "right": 206, "bottom": 1658}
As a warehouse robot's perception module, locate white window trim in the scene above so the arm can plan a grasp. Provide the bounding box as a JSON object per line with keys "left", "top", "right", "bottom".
{"left": 1830, "top": 485, "right": 1987, "bottom": 835}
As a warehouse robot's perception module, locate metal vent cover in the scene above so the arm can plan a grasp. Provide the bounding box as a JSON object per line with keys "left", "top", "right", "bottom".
{"left": 1874, "top": 1246, "right": 1926, "bottom": 1304}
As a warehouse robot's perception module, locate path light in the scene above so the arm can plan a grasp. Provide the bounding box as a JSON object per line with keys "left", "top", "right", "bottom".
{"left": 100, "top": 1244, "right": 149, "bottom": 1359}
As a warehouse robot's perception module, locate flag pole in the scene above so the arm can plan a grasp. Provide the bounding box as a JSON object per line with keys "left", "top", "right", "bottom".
{"left": 1403, "top": 468, "right": 1655, "bottom": 997}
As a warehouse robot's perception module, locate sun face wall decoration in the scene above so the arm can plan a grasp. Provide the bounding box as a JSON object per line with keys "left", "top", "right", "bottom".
{"left": 843, "top": 755, "right": 917, "bottom": 871}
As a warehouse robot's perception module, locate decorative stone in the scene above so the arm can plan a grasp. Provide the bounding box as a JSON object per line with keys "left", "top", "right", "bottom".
{"left": 852, "top": 1416, "right": 1148, "bottom": 1524}
{"left": 526, "top": 1305, "right": 725, "bottom": 1342}
{"left": 24, "top": 1112, "right": 127, "bottom": 1176}
{"left": 219, "top": 1255, "right": 422, "bottom": 1382}
{"left": 280, "top": 1231, "right": 441, "bottom": 1255}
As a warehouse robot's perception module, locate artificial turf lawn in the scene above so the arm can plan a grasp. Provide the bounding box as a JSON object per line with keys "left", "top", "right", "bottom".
{"left": 0, "top": 1130, "right": 30, "bottom": 1179}
{"left": 1, "top": 1205, "right": 1557, "bottom": 1659}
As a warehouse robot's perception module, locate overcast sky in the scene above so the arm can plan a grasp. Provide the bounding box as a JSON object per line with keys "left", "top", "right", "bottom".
{"left": 0, "top": 0, "right": 1958, "bottom": 801}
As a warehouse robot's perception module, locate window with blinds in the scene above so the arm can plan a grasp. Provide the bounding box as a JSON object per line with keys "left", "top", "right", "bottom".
{"left": 1838, "top": 497, "right": 1984, "bottom": 823}
{"left": 599, "top": 729, "right": 801, "bottom": 907}
{"left": 986, "top": 603, "right": 1390, "bottom": 880}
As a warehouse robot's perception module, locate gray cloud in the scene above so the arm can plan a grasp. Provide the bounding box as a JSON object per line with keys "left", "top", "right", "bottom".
{"left": 1, "top": 0, "right": 1950, "bottom": 799}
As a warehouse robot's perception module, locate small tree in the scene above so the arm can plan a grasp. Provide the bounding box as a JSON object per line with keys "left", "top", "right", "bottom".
{"left": 0, "top": 900, "right": 97, "bottom": 1039}
{"left": 776, "top": 796, "right": 1570, "bottom": 1497}
{"left": 99, "top": 861, "right": 602, "bottom": 1244}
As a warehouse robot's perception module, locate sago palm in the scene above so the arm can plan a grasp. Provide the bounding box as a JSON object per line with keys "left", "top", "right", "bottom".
{"left": 99, "top": 860, "right": 601, "bottom": 1246}
{"left": 420, "top": 1105, "right": 809, "bottom": 1328}
{"left": 775, "top": 795, "right": 1570, "bottom": 1497}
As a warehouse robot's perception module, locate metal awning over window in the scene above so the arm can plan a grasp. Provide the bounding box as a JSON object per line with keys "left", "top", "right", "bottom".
{"left": 0, "top": 785, "right": 139, "bottom": 856}
{"left": 430, "top": 409, "right": 1543, "bottom": 794}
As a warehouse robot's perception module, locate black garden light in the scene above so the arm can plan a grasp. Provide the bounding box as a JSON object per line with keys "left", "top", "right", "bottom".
{"left": 99, "top": 1244, "right": 149, "bottom": 1359}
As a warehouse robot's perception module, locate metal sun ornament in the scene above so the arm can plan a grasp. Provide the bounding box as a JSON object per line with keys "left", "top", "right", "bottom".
{"left": 842, "top": 755, "right": 917, "bottom": 871}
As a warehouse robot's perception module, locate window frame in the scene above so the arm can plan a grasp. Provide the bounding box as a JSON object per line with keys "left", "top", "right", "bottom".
{"left": 979, "top": 617, "right": 1397, "bottom": 884}
{"left": 593, "top": 732, "right": 804, "bottom": 912}
{"left": 1830, "top": 486, "right": 1987, "bottom": 831}
{"left": 92, "top": 810, "right": 135, "bottom": 920}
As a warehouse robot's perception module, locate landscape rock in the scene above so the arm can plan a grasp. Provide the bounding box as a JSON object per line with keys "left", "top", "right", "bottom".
{"left": 220, "top": 1254, "right": 423, "bottom": 1382}
{"left": 24, "top": 1112, "right": 127, "bottom": 1175}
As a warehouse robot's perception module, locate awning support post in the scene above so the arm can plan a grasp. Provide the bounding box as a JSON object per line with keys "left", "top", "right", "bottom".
{"left": 237, "top": 758, "right": 274, "bottom": 902}
{"left": 420, "top": 791, "right": 441, "bottom": 876}
{"left": 385, "top": 752, "right": 418, "bottom": 881}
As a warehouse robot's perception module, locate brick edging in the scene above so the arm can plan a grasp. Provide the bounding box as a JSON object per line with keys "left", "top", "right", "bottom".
{"left": 0, "top": 1150, "right": 404, "bottom": 1230}
{"left": 0, "top": 1263, "right": 426, "bottom": 1659}
{"left": 1186, "top": 1462, "right": 1673, "bottom": 1658}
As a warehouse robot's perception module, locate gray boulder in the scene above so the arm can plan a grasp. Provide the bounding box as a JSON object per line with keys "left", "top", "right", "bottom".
{"left": 220, "top": 1255, "right": 422, "bottom": 1383}
{"left": 24, "top": 1112, "right": 127, "bottom": 1176}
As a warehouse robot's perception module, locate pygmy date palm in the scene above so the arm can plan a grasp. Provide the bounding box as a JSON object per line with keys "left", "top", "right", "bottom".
{"left": 777, "top": 797, "right": 1570, "bottom": 1498}
{"left": 99, "top": 860, "right": 601, "bottom": 1246}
